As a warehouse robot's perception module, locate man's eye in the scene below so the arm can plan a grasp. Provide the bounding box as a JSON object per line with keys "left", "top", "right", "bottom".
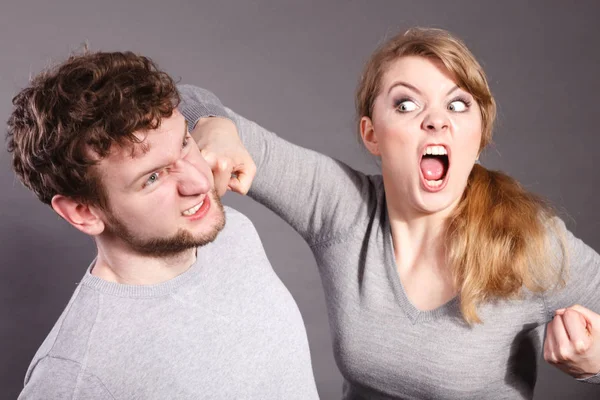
{"left": 145, "top": 172, "right": 161, "bottom": 187}
{"left": 395, "top": 100, "right": 418, "bottom": 112}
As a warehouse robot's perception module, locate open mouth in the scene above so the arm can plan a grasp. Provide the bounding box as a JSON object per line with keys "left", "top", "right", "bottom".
{"left": 182, "top": 200, "right": 205, "bottom": 216}
{"left": 181, "top": 196, "right": 210, "bottom": 219}
{"left": 419, "top": 145, "right": 450, "bottom": 190}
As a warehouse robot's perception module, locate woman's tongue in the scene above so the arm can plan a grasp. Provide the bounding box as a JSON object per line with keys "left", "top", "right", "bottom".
{"left": 420, "top": 157, "right": 445, "bottom": 181}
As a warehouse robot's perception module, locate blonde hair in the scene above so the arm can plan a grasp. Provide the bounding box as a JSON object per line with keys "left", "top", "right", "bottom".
{"left": 356, "top": 28, "right": 566, "bottom": 323}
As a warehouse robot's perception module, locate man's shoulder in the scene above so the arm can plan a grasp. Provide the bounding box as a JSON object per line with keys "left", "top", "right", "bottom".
{"left": 21, "top": 285, "right": 102, "bottom": 394}
{"left": 204, "top": 206, "right": 267, "bottom": 258}
{"left": 222, "top": 206, "right": 257, "bottom": 233}
{"left": 222, "top": 205, "right": 247, "bottom": 220}
{"left": 18, "top": 356, "right": 112, "bottom": 400}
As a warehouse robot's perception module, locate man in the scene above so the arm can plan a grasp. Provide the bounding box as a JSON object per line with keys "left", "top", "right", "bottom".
{"left": 8, "top": 51, "right": 318, "bottom": 399}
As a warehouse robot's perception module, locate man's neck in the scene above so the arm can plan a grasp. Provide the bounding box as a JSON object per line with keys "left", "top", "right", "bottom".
{"left": 91, "top": 242, "right": 197, "bottom": 285}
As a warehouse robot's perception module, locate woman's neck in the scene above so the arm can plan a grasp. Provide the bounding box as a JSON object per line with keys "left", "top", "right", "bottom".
{"left": 385, "top": 191, "right": 459, "bottom": 311}
{"left": 382, "top": 173, "right": 456, "bottom": 273}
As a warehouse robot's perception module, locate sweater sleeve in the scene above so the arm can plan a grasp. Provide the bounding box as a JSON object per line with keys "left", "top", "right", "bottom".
{"left": 18, "top": 356, "right": 115, "bottom": 399}
{"left": 543, "top": 218, "right": 600, "bottom": 384}
{"left": 178, "top": 84, "right": 377, "bottom": 246}
{"left": 544, "top": 218, "right": 600, "bottom": 314}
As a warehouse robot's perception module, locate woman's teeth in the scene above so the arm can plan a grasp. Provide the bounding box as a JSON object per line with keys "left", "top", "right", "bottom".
{"left": 182, "top": 200, "right": 204, "bottom": 216}
{"left": 425, "top": 179, "right": 443, "bottom": 187}
{"left": 423, "top": 145, "right": 447, "bottom": 156}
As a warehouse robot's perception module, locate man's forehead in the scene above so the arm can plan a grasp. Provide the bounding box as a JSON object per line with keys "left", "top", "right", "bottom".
{"left": 94, "top": 141, "right": 156, "bottom": 191}
{"left": 100, "top": 138, "right": 149, "bottom": 164}
{"left": 105, "top": 111, "right": 185, "bottom": 161}
{"left": 97, "top": 112, "right": 187, "bottom": 181}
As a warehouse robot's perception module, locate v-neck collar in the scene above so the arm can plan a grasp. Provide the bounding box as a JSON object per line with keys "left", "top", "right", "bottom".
{"left": 381, "top": 206, "right": 460, "bottom": 324}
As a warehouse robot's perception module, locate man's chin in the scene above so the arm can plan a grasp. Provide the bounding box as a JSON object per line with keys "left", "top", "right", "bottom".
{"left": 188, "top": 189, "right": 226, "bottom": 245}
{"left": 135, "top": 229, "right": 220, "bottom": 258}
{"left": 105, "top": 191, "right": 226, "bottom": 258}
{"left": 133, "top": 205, "right": 226, "bottom": 258}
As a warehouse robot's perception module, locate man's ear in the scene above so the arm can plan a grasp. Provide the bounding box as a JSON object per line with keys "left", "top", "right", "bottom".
{"left": 51, "top": 195, "right": 105, "bottom": 236}
{"left": 360, "top": 116, "right": 381, "bottom": 156}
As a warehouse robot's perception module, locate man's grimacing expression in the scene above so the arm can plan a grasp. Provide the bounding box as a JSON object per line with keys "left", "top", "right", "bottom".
{"left": 96, "top": 110, "right": 225, "bottom": 257}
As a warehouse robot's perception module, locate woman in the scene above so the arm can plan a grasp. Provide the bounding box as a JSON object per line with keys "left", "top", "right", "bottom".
{"left": 178, "top": 28, "right": 600, "bottom": 398}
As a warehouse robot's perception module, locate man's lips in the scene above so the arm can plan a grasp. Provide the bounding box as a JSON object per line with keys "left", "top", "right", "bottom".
{"left": 182, "top": 196, "right": 211, "bottom": 220}
{"left": 182, "top": 199, "right": 205, "bottom": 216}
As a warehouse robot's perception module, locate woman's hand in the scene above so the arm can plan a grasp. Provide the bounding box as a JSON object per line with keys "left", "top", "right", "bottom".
{"left": 191, "top": 117, "right": 256, "bottom": 196}
{"left": 544, "top": 304, "right": 600, "bottom": 380}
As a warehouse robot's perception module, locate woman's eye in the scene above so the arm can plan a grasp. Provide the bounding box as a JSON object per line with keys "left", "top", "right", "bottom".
{"left": 395, "top": 100, "right": 418, "bottom": 112}
{"left": 448, "top": 100, "right": 468, "bottom": 112}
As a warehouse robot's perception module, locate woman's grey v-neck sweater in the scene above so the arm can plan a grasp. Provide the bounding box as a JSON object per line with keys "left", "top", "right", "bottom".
{"left": 179, "top": 84, "right": 600, "bottom": 399}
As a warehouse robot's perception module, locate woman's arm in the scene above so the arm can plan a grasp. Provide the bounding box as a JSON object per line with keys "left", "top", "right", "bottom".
{"left": 544, "top": 219, "right": 600, "bottom": 383}
{"left": 178, "top": 84, "right": 379, "bottom": 247}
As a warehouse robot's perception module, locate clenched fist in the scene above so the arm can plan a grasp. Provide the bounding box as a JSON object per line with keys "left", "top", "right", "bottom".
{"left": 191, "top": 116, "right": 256, "bottom": 197}
{"left": 544, "top": 304, "right": 600, "bottom": 380}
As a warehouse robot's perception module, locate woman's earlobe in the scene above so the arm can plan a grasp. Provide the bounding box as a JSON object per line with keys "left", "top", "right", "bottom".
{"left": 360, "top": 116, "right": 381, "bottom": 156}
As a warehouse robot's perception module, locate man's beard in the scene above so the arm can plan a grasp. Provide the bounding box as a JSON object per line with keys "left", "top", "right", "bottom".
{"left": 103, "top": 189, "right": 225, "bottom": 258}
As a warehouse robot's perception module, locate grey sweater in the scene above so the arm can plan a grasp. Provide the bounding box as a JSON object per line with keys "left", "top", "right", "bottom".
{"left": 179, "top": 85, "right": 600, "bottom": 399}
{"left": 18, "top": 207, "right": 319, "bottom": 399}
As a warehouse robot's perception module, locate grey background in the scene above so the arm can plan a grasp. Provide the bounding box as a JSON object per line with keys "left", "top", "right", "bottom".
{"left": 1, "top": 0, "right": 599, "bottom": 398}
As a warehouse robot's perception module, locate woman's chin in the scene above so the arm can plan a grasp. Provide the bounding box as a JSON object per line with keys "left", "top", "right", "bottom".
{"left": 415, "top": 191, "right": 461, "bottom": 216}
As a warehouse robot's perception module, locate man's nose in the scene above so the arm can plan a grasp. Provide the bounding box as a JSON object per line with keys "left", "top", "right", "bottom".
{"left": 172, "top": 159, "right": 211, "bottom": 196}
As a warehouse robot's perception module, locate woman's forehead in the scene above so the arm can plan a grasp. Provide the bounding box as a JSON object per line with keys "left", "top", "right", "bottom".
{"left": 381, "top": 56, "right": 459, "bottom": 93}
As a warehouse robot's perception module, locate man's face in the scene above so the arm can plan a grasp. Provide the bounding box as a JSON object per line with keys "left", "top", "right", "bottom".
{"left": 96, "top": 110, "right": 225, "bottom": 257}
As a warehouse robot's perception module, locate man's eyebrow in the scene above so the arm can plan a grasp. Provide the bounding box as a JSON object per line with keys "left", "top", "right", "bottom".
{"left": 129, "top": 121, "right": 190, "bottom": 187}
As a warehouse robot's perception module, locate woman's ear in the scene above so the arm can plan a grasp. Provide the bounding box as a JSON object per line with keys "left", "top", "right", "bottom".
{"left": 51, "top": 195, "right": 106, "bottom": 236}
{"left": 360, "top": 116, "right": 381, "bottom": 156}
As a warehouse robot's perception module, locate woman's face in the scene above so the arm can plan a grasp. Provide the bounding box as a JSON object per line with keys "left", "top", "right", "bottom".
{"left": 362, "top": 55, "right": 483, "bottom": 218}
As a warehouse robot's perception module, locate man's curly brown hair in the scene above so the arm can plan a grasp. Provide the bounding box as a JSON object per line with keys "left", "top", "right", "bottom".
{"left": 6, "top": 51, "right": 180, "bottom": 209}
